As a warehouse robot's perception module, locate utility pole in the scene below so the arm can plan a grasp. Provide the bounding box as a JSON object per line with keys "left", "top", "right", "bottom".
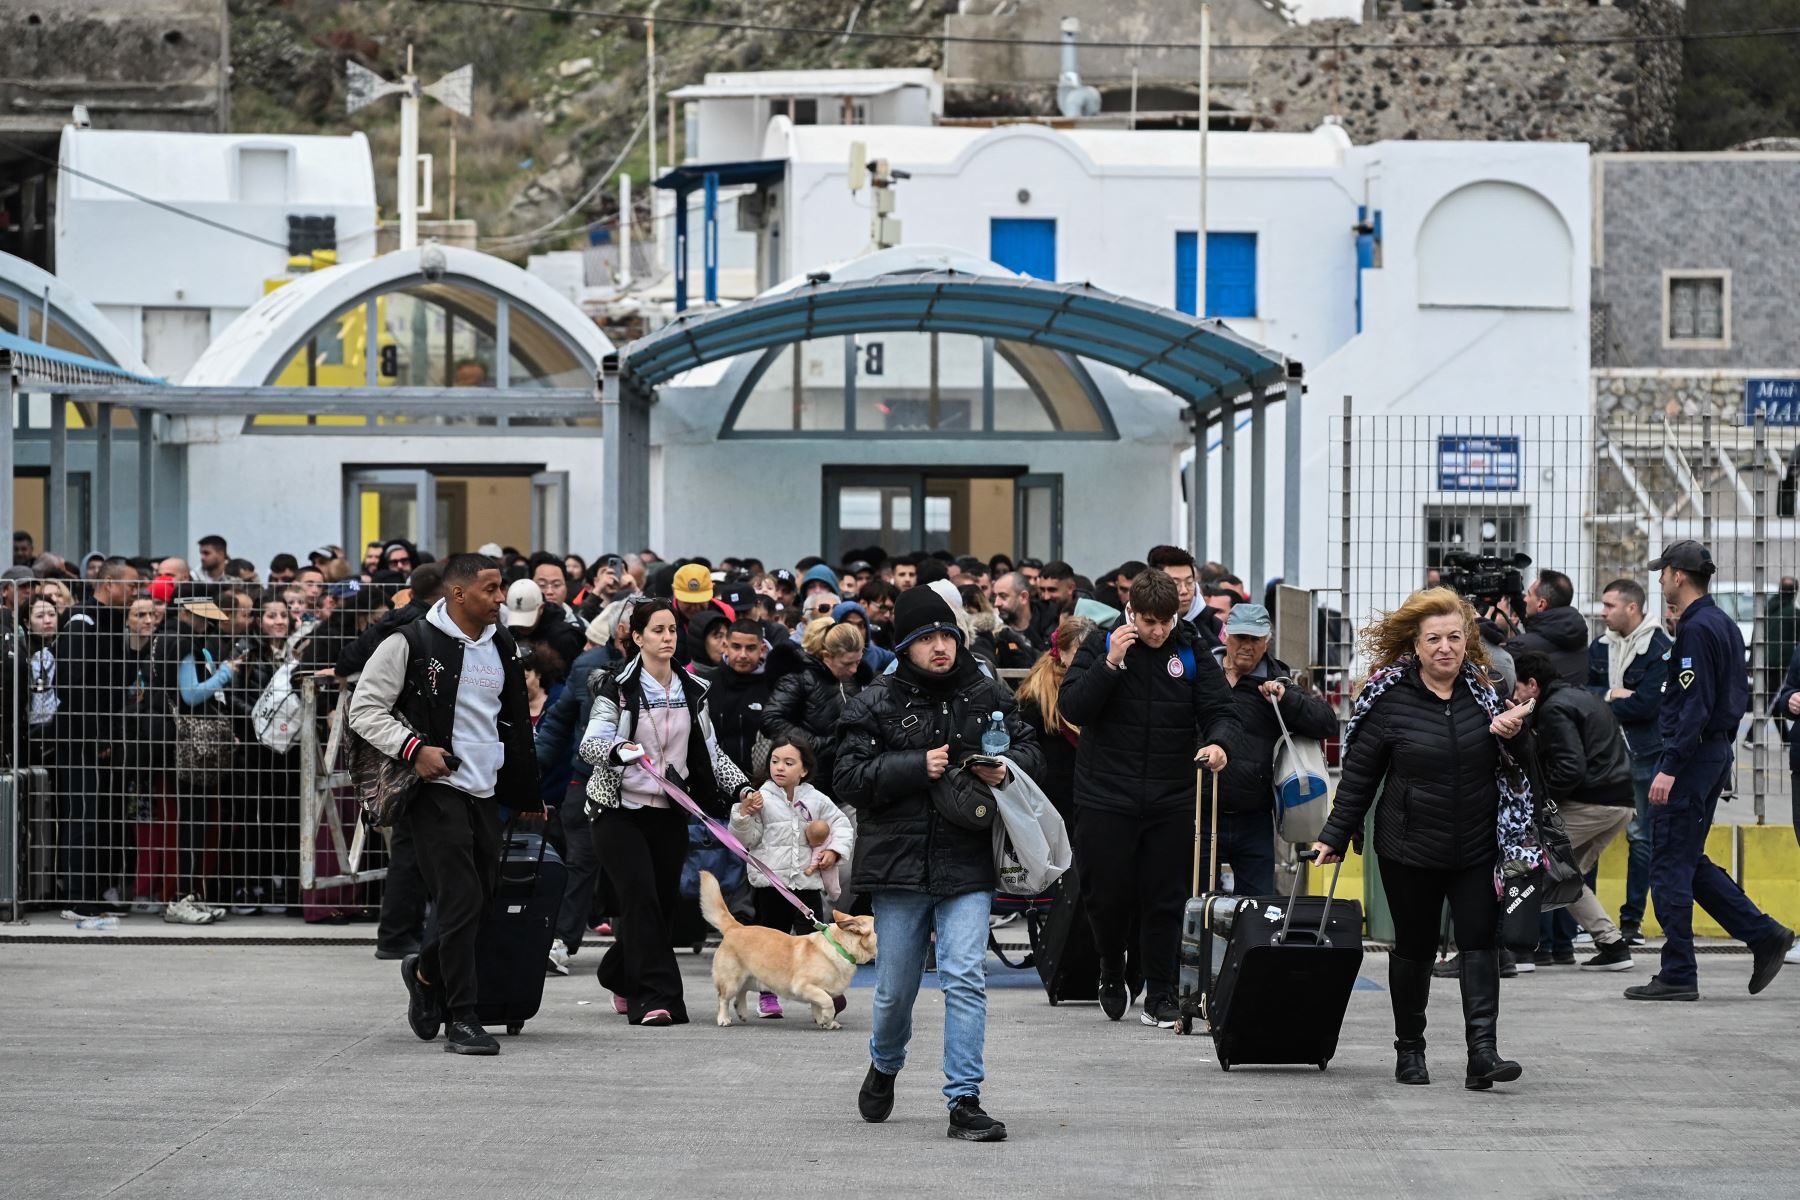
{"left": 1197, "top": 4, "right": 1210, "bottom": 319}
{"left": 647, "top": 1, "right": 662, "bottom": 271}
{"left": 347, "top": 51, "right": 473, "bottom": 252}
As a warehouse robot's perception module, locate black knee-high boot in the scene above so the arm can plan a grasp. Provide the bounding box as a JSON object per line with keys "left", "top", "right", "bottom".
{"left": 1459, "top": 950, "right": 1523, "bottom": 1090}
{"left": 1389, "top": 954, "right": 1432, "bottom": 1084}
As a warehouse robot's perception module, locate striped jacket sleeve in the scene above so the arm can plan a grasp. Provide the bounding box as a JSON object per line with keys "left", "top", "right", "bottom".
{"left": 345, "top": 632, "right": 425, "bottom": 763}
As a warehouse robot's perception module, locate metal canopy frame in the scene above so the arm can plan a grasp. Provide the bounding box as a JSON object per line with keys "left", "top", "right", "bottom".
{"left": 613, "top": 271, "right": 1304, "bottom": 578}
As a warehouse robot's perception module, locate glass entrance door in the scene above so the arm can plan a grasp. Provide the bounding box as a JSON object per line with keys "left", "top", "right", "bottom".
{"left": 824, "top": 469, "right": 1062, "bottom": 563}
{"left": 344, "top": 469, "right": 435, "bottom": 557}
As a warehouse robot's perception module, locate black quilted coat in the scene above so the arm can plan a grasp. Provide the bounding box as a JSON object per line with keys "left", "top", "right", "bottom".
{"left": 833, "top": 651, "right": 1043, "bottom": 897}
{"left": 1318, "top": 666, "right": 1503, "bottom": 870}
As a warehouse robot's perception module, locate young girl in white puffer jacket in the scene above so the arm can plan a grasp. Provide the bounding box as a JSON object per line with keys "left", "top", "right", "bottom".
{"left": 729, "top": 733, "right": 856, "bottom": 1019}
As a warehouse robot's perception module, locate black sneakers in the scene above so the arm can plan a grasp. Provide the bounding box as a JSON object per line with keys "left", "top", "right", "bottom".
{"left": 444, "top": 1020, "right": 500, "bottom": 1055}
{"left": 1098, "top": 966, "right": 1128, "bottom": 1021}
{"left": 1624, "top": 975, "right": 1700, "bottom": 1002}
{"left": 401, "top": 953, "right": 441, "bottom": 1042}
{"left": 947, "top": 1095, "right": 1008, "bottom": 1142}
{"left": 1579, "top": 940, "right": 1634, "bottom": 972}
{"left": 1749, "top": 926, "right": 1795, "bottom": 995}
{"left": 1140, "top": 994, "right": 1180, "bottom": 1029}
{"left": 1619, "top": 923, "right": 1646, "bottom": 947}
{"left": 858, "top": 1063, "right": 897, "bottom": 1123}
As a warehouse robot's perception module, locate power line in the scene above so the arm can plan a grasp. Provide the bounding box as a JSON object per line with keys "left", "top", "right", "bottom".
{"left": 0, "top": 135, "right": 292, "bottom": 252}
{"left": 481, "top": 109, "right": 647, "bottom": 249}
{"left": 412, "top": 0, "right": 1800, "bottom": 55}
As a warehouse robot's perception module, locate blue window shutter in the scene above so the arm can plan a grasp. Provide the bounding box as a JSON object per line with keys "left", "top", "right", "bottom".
{"left": 990, "top": 218, "right": 1057, "bottom": 281}
{"left": 1176, "top": 231, "right": 1258, "bottom": 318}
{"left": 1175, "top": 231, "right": 1198, "bottom": 315}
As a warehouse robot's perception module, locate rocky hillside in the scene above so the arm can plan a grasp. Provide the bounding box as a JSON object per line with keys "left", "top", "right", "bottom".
{"left": 229, "top": 0, "right": 944, "bottom": 257}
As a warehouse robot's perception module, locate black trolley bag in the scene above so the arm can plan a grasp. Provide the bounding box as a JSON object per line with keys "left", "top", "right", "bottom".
{"left": 1203, "top": 847, "right": 1362, "bottom": 1071}
{"left": 1176, "top": 769, "right": 1242, "bottom": 1033}
{"left": 472, "top": 826, "right": 568, "bottom": 1036}
{"left": 1028, "top": 863, "right": 1101, "bottom": 1003}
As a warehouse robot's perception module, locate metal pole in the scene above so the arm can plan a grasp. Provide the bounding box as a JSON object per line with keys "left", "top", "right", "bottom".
{"left": 1197, "top": 4, "right": 1209, "bottom": 319}
{"left": 0, "top": 371, "right": 14, "bottom": 563}
{"left": 618, "top": 173, "right": 634, "bottom": 288}
{"left": 600, "top": 358, "right": 624, "bottom": 552}
{"left": 1753, "top": 414, "right": 1768, "bottom": 823}
{"left": 1220, "top": 396, "right": 1237, "bottom": 569}
{"left": 299, "top": 676, "right": 318, "bottom": 890}
{"left": 398, "top": 46, "right": 420, "bottom": 252}
{"left": 95, "top": 402, "right": 112, "bottom": 555}
{"left": 703, "top": 171, "right": 719, "bottom": 307}
{"left": 1283, "top": 377, "right": 1302, "bottom": 581}
{"left": 1700, "top": 412, "right": 1714, "bottom": 546}
{"left": 47, "top": 394, "right": 66, "bottom": 558}
{"left": 1191, "top": 411, "right": 1208, "bottom": 562}
{"left": 136, "top": 408, "right": 154, "bottom": 555}
{"left": 1250, "top": 387, "right": 1266, "bottom": 588}
{"left": 647, "top": 1, "right": 660, "bottom": 271}
{"left": 1338, "top": 395, "right": 1353, "bottom": 715}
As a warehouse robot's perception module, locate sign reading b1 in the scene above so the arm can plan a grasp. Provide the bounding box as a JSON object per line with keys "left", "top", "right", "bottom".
{"left": 1745, "top": 378, "right": 1800, "bottom": 427}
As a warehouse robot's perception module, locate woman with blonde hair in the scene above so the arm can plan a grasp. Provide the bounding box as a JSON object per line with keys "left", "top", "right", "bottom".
{"left": 1313, "top": 588, "right": 1534, "bottom": 1091}
{"left": 1013, "top": 614, "right": 1096, "bottom": 824}
{"left": 767, "top": 617, "right": 871, "bottom": 790}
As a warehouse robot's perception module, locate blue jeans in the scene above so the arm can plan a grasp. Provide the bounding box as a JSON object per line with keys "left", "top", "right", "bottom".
{"left": 869, "top": 889, "right": 992, "bottom": 1106}
{"left": 1650, "top": 742, "right": 1781, "bottom": 988}
{"left": 1202, "top": 809, "right": 1277, "bottom": 897}
{"left": 1619, "top": 758, "right": 1657, "bottom": 929}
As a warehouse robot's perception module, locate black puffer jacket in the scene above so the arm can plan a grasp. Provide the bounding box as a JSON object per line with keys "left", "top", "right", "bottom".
{"left": 1017, "top": 695, "right": 1078, "bottom": 825}
{"left": 1213, "top": 649, "right": 1339, "bottom": 817}
{"left": 765, "top": 653, "right": 872, "bottom": 787}
{"left": 1530, "top": 679, "right": 1632, "bottom": 808}
{"left": 834, "top": 650, "right": 1043, "bottom": 897}
{"left": 704, "top": 663, "right": 776, "bottom": 778}
{"left": 1319, "top": 667, "right": 1504, "bottom": 870}
{"left": 1058, "top": 623, "right": 1241, "bottom": 817}
{"left": 1505, "top": 605, "right": 1590, "bottom": 687}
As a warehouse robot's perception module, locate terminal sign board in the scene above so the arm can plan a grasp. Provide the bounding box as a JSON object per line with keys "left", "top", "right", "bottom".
{"left": 1745, "top": 378, "right": 1800, "bottom": 427}
{"left": 1437, "top": 435, "right": 1521, "bottom": 492}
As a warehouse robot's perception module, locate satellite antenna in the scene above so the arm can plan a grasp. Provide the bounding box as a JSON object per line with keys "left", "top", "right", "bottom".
{"left": 347, "top": 48, "right": 474, "bottom": 251}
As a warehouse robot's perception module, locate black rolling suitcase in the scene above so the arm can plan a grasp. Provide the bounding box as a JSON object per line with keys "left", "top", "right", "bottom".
{"left": 472, "top": 828, "right": 567, "bottom": 1036}
{"left": 1030, "top": 864, "right": 1100, "bottom": 1004}
{"left": 1204, "top": 850, "right": 1363, "bottom": 1071}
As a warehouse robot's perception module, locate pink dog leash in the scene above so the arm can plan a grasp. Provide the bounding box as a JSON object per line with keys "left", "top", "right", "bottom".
{"left": 629, "top": 753, "right": 832, "bottom": 934}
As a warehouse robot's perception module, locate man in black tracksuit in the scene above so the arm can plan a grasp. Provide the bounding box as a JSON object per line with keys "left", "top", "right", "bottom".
{"left": 348, "top": 553, "right": 540, "bottom": 1055}
{"left": 703, "top": 618, "right": 777, "bottom": 775}
{"left": 1059, "top": 568, "right": 1241, "bottom": 1029}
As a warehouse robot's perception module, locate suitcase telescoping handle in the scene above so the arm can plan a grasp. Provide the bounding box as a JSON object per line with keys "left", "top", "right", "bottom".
{"left": 1275, "top": 848, "right": 1344, "bottom": 946}
{"left": 1193, "top": 767, "right": 1222, "bottom": 897}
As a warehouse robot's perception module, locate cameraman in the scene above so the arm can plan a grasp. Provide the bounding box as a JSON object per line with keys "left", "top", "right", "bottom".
{"left": 1488, "top": 569, "right": 1588, "bottom": 686}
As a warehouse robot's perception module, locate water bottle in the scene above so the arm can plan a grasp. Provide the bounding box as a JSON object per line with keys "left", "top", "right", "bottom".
{"left": 980, "top": 711, "right": 1010, "bottom": 758}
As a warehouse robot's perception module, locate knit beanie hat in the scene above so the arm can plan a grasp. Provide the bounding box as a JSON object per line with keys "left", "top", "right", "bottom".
{"left": 892, "top": 586, "right": 964, "bottom": 652}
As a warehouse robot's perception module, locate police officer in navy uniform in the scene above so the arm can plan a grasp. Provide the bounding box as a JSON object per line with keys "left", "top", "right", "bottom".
{"left": 1625, "top": 540, "right": 1796, "bottom": 1002}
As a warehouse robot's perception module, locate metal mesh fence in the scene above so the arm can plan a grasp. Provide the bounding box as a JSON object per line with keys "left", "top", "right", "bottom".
{"left": 1314, "top": 401, "right": 1800, "bottom": 822}
{"left": 2, "top": 582, "right": 389, "bottom": 914}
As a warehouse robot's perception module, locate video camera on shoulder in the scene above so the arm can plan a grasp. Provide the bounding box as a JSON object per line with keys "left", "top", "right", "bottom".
{"left": 1442, "top": 550, "right": 1532, "bottom": 614}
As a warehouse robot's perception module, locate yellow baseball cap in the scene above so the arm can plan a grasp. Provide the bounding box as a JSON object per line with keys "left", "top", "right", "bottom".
{"left": 673, "top": 563, "right": 714, "bottom": 603}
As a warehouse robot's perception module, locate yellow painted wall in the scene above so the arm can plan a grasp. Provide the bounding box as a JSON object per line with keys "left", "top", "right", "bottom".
{"left": 1301, "top": 824, "right": 1800, "bottom": 939}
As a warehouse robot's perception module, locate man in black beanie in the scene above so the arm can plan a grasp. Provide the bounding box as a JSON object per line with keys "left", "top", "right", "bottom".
{"left": 836, "top": 586, "right": 1044, "bottom": 1143}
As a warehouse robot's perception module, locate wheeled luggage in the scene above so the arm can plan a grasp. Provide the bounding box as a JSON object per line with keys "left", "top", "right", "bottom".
{"left": 1030, "top": 864, "right": 1100, "bottom": 1003}
{"left": 1203, "top": 849, "right": 1363, "bottom": 1071}
{"left": 1176, "top": 769, "right": 1234, "bottom": 1029}
{"left": 472, "top": 828, "right": 567, "bottom": 1036}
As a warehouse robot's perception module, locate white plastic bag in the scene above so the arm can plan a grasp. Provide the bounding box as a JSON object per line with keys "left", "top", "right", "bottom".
{"left": 990, "top": 757, "right": 1072, "bottom": 896}
{"left": 1270, "top": 694, "right": 1331, "bottom": 845}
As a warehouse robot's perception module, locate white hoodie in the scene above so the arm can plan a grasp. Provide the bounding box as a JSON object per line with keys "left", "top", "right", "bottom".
{"left": 728, "top": 780, "right": 855, "bottom": 892}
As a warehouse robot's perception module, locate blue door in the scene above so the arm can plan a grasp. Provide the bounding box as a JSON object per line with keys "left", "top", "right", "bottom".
{"left": 1175, "top": 231, "right": 1258, "bottom": 318}
{"left": 990, "top": 218, "right": 1057, "bottom": 281}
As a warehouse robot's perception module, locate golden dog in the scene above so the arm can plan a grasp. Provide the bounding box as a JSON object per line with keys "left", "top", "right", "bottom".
{"left": 698, "top": 870, "right": 877, "bottom": 1029}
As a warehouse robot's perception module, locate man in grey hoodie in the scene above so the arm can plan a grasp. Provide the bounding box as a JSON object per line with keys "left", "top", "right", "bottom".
{"left": 348, "top": 553, "right": 539, "bottom": 1055}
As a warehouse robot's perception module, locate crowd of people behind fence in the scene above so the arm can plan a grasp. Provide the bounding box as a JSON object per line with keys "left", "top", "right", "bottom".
{"left": 9, "top": 523, "right": 1800, "bottom": 1130}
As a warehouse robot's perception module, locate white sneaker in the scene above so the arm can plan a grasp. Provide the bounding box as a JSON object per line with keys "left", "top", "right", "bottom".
{"left": 547, "top": 938, "right": 571, "bottom": 976}
{"left": 1784, "top": 944, "right": 1800, "bottom": 966}
{"left": 162, "top": 895, "right": 218, "bottom": 925}
{"left": 1572, "top": 932, "right": 1594, "bottom": 947}
{"left": 1512, "top": 959, "right": 1537, "bottom": 974}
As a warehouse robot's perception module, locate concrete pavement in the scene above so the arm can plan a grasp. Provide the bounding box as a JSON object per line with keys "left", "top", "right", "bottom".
{"left": 2, "top": 943, "right": 1797, "bottom": 1199}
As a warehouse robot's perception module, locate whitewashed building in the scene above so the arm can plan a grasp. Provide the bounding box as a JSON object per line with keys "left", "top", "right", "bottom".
{"left": 54, "top": 127, "right": 378, "bottom": 382}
